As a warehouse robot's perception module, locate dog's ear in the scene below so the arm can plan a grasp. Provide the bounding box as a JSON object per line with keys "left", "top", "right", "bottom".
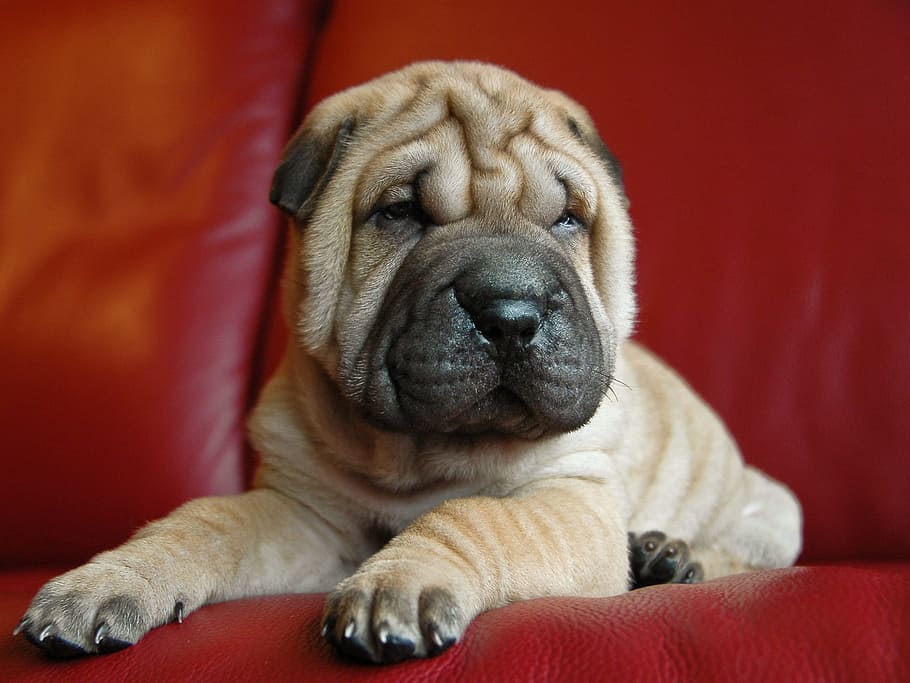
{"left": 269, "top": 117, "right": 355, "bottom": 219}
{"left": 567, "top": 116, "right": 625, "bottom": 196}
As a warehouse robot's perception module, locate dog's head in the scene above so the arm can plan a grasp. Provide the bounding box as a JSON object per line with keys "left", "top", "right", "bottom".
{"left": 271, "top": 62, "right": 635, "bottom": 439}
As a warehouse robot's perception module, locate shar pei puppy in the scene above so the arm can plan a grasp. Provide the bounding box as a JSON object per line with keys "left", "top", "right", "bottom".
{"left": 18, "top": 61, "right": 801, "bottom": 663}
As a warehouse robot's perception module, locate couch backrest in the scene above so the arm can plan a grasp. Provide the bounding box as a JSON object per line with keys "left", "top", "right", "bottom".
{"left": 1, "top": 0, "right": 907, "bottom": 567}
{"left": 0, "top": 0, "right": 321, "bottom": 566}
{"left": 304, "top": 0, "right": 910, "bottom": 562}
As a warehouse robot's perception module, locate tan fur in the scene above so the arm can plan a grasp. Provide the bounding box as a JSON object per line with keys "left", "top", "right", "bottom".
{"left": 20, "top": 62, "right": 800, "bottom": 661}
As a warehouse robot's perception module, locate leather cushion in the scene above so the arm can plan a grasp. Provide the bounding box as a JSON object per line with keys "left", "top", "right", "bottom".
{"left": 2, "top": 565, "right": 908, "bottom": 681}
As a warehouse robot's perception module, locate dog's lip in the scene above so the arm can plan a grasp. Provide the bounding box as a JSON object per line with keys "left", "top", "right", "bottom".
{"left": 445, "top": 386, "right": 543, "bottom": 436}
{"left": 452, "top": 385, "right": 517, "bottom": 418}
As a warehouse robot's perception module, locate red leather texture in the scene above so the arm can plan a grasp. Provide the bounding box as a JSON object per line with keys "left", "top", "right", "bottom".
{"left": 3, "top": 566, "right": 908, "bottom": 682}
{"left": 306, "top": 0, "right": 910, "bottom": 565}
{"left": 1, "top": 0, "right": 908, "bottom": 680}
{"left": 0, "top": 0, "right": 319, "bottom": 566}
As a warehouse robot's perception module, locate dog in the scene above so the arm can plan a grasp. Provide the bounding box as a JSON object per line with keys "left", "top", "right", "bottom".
{"left": 17, "top": 61, "right": 801, "bottom": 663}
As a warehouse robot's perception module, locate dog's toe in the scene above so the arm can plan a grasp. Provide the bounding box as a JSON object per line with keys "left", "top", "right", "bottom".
{"left": 322, "top": 588, "right": 378, "bottom": 663}
{"left": 418, "top": 587, "right": 463, "bottom": 656}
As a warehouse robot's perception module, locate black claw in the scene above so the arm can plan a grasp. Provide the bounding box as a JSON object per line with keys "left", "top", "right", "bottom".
{"left": 377, "top": 627, "right": 415, "bottom": 663}
{"left": 424, "top": 623, "right": 456, "bottom": 657}
{"left": 13, "top": 618, "right": 27, "bottom": 637}
{"left": 629, "top": 531, "right": 666, "bottom": 577}
{"left": 92, "top": 622, "right": 132, "bottom": 654}
{"left": 649, "top": 546, "right": 683, "bottom": 582}
{"left": 96, "top": 635, "right": 132, "bottom": 654}
{"left": 680, "top": 562, "right": 704, "bottom": 584}
{"left": 26, "top": 627, "right": 87, "bottom": 659}
{"left": 174, "top": 601, "right": 185, "bottom": 624}
{"left": 336, "top": 628, "right": 376, "bottom": 663}
{"left": 326, "top": 617, "right": 375, "bottom": 663}
{"left": 93, "top": 622, "right": 109, "bottom": 646}
{"left": 320, "top": 615, "right": 337, "bottom": 643}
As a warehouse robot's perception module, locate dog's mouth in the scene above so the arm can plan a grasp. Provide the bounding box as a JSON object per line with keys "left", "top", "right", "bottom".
{"left": 351, "top": 233, "right": 611, "bottom": 439}
{"left": 389, "top": 353, "right": 548, "bottom": 438}
{"left": 447, "top": 387, "right": 547, "bottom": 439}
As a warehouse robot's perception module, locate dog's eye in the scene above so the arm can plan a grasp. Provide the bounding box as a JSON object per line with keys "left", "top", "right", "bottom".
{"left": 552, "top": 212, "right": 585, "bottom": 233}
{"left": 378, "top": 201, "right": 420, "bottom": 222}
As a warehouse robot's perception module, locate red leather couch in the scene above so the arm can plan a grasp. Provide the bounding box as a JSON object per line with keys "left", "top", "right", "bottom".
{"left": 2, "top": 0, "right": 908, "bottom": 680}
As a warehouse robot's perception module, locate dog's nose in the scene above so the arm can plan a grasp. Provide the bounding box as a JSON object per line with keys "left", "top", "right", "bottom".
{"left": 451, "top": 249, "right": 553, "bottom": 356}
{"left": 471, "top": 298, "right": 544, "bottom": 353}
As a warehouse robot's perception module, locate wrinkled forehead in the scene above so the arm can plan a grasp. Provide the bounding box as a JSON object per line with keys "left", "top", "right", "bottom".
{"left": 350, "top": 72, "right": 600, "bottom": 225}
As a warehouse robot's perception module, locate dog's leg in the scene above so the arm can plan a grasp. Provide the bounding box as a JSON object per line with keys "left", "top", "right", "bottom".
{"left": 629, "top": 466, "right": 801, "bottom": 585}
{"left": 17, "top": 488, "right": 349, "bottom": 657}
{"left": 321, "top": 476, "right": 629, "bottom": 663}
{"left": 692, "top": 465, "right": 803, "bottom": 579}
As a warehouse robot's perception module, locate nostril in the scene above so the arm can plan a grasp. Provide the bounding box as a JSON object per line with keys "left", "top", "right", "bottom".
{"left": 483, "top": 324, "right": 505, "bottom": 342}
{"left": 473, "top": 300, "right": 543, "bottom": 350}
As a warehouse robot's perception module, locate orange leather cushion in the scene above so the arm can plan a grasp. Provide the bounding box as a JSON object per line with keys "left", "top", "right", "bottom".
{"left": 0, "top": 0, "right": 320, "bottom": 566}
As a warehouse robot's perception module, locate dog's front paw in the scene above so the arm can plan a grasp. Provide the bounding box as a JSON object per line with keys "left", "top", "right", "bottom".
{"left": 16, "top": 560, "right": 183, "bottom": 658}
{"left": 322, "top": 573, "right": 468, "bottom": 664}
{"left": 628, "top": 531, "right": 704, "bottom": 589}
